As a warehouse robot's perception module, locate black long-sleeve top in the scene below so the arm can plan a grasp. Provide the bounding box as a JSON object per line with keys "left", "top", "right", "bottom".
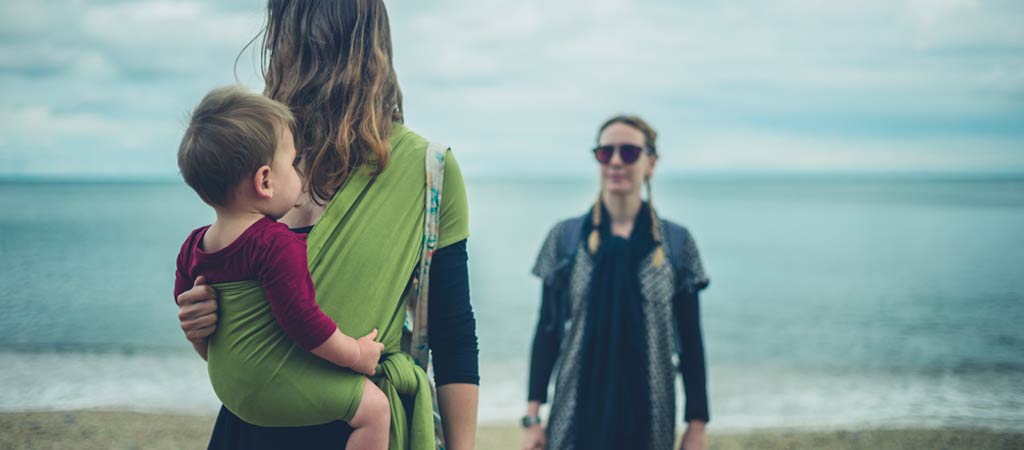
{"left": 424, "top": 239, "right": 480, "bottom": 385}
{"left": 206, "top": 237, "right": 477, "bottom": 449}
{"left": 528, "top": 284, "right": 709, "bottom": 422}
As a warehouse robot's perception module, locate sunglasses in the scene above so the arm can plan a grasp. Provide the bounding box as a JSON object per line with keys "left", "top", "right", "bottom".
{"left": 592, "top": 144, "right": 653, "bottom": 164}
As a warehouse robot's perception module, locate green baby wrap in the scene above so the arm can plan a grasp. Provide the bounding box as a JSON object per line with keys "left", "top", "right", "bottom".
{"left": 205, "top": 124, "right": 469, "bottom": 450}
{"left": 207, "top": 280, "right": 364, "bottom": 426}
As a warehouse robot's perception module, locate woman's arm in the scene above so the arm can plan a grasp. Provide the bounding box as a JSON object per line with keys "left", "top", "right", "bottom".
{"left": 428, "top": 239, "right": 479, "bottom": 450}
{"left": 521, "top": 282, "right": 563, "bottom": 450}
{"left": 527, "top": 283, "right": 562, "bottom": 404}
{"left": 677, "top": 289, "right": 708, "bottom": 422}
{"left": 437, "top": 383, "right": 479, "bottom": 449}
{"left": 675, "top": 289, "right": 709, "bottom": 450}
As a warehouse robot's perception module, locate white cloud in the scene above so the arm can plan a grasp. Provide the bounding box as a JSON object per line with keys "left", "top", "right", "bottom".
{"left": 82, "top": 1, "right": 260, "bottom": 49}
{"left": 0, "top": 107, "right": 119, "bottom": 145}
{"left": 1, "top": 0, "right": 1022, "bottom": 177}
{"left": 908, "top": 0, "right": 977, "bottom": 37}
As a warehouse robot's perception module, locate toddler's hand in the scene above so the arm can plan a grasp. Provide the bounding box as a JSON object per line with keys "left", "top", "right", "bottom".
{"left": 353, "top": 329, "right": 384, "bottom": 376}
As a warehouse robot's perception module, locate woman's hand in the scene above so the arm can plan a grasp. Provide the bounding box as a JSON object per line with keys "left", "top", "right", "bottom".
{"left": 522, "top": 424, "right": 546, "bottom": 450}
{"left": 678, "top": 420, "right": 707, "bottom": 450}
{"left": 176, "top": 276, "right": 219, "bottom": 342}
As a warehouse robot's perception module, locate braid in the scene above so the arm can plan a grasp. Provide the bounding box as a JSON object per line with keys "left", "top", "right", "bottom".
{"left": 588, "top": 191, "right": 602, "bottom": 254}
{"left": 647, "top": 178, "right": 665, "bottom": 268}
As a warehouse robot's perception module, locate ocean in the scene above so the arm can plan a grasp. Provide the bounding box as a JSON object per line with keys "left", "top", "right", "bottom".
{"left": 1, "top": 177, "right": 1022, "bottom": 430}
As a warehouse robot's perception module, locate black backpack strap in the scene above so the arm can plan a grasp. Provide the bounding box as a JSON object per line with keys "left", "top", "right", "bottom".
{"left": 539, "top": 215, "right": 586, "bottom": 336}
{"left": 557, "top": 215, "right": 587, "bottom": 263}
{"left": 661, "top": 220, "right": 687, "bottom": 275}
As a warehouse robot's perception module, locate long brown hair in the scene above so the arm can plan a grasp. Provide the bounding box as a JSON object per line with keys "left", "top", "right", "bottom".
{"left": 259, "top": 0, "right": 404, "bottom": 204}
{"left": 588, "top": 115, "right": 666, "bottom": 267}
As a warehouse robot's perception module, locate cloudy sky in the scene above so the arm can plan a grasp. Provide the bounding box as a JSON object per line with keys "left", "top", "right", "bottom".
{"left": 1, "top": 0, "right": 1022, "bottom": 179}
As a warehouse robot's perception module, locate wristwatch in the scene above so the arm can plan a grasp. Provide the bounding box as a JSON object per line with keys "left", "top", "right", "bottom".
{"left": 521, "top": 415, "right": 542, "bottom": 428}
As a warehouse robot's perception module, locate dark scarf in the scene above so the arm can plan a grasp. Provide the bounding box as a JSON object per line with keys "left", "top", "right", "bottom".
{"left": 574, "top": 201, "right": 656, "bottom": 450}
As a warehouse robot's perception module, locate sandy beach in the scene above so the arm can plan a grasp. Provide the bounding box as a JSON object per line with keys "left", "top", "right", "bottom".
{"left": 2, "top": 410, "right": 1021, "bottom": 450}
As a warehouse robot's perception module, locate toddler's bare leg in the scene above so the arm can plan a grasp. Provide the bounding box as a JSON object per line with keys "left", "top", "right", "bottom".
{"left": 346, "top": 378, "right": 390, "bottom": 450}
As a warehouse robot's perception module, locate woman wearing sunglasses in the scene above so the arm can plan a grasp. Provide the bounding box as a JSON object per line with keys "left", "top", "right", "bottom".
{"left": 523, "top": 115, "right": 710, "bottom": 450}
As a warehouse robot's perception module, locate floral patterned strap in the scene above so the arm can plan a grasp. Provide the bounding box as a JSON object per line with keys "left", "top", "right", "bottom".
{"left": 403, "top": 141, "right": 448, "bottom": 450}
{"left": 407, "top": 141, "right": 446, "bottom": 369}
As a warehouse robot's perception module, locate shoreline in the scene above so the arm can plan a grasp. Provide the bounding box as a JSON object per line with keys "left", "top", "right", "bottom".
{"left": 2, "top": 410, "right": 1022, "bottom": 450}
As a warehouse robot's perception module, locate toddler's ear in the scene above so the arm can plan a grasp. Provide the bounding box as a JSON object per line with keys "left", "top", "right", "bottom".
{"left": 253, "top": 165, "right": 273, "bottom": 199}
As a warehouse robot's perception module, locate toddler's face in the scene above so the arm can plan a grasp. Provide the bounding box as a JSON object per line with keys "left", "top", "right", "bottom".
{"left": 267, "top": 127, "right": 304, "bottom": 219}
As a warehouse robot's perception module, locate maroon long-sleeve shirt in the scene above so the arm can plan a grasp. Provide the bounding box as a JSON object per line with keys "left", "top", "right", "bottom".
{"left": 173, "top": 216, "right": 337, "bottom": 351}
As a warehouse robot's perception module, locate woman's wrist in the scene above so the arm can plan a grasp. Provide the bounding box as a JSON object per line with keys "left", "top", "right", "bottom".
{"left": 525, "top": 401, "right": 541, "bottom": 417}
{"left": 523, "top": 401, "right": 543, "bottom": 428}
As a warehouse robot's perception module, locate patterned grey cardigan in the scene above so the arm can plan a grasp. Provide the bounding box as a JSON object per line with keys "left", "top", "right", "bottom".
{"left": 531, "top": 214, "right": 709, "bottom": 450}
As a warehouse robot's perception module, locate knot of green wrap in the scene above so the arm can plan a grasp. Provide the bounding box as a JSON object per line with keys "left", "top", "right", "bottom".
{"left": 375, "top": 352, "right": 436, "bottom": 450}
